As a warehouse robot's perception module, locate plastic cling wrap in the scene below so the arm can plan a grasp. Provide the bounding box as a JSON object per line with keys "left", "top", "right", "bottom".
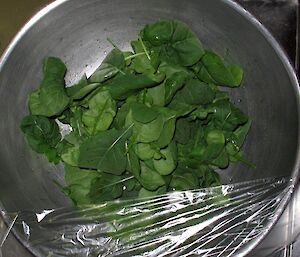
{"left": 0, "top": 177, "right": 297, "bottom": 257}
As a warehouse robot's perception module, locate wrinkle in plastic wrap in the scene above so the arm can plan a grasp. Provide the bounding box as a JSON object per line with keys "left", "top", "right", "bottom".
{"left": 0, "top": 211, "right": 18, "bottom": 257}
{"left": 0, "top": 177, "right": 297, "bottom": 257}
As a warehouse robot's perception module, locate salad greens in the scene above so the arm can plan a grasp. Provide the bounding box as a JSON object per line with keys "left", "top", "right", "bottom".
{"left": 20, "top": 20, "right": 252, "bottom": 205}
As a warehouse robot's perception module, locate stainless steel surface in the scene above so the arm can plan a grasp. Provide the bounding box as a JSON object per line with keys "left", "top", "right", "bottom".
{"left": 0, "top": 0, "right": 299, "bottom": 256}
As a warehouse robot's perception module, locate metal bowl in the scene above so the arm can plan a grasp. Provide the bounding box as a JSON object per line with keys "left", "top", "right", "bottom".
{"left": 0, "top": 0, "right": 299, "bottom": 256}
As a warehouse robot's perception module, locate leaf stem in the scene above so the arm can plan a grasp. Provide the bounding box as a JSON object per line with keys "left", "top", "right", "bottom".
{"left": 107, "top": 37, "right": 120, "bottom": 51}
{"left": 124, "top": 52, "right": 146, "bottom": 61}
{"left": 138, "top": 36, "right": 151, "bottom": 60}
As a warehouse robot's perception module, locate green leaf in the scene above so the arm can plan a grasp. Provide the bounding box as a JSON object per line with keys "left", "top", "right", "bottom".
{"left": 82, "top": 90, "right": 116, "bottom": 135}
{"left": 39, "top": 86, "right": 69, "bottom": 116}
{"left": 42, "top": 57, "right": 66, "bottom": 77}
{"left": 134, "top": 143, "right": 156, "bottom": 161}
{"left": 146, "top": 83, "right": 165, "bottom": 107}
{"left": 200, "top": 51, "right": 243, "bottom": 87}
{"left": 156, "top": 108, "right": 177, "bottom": 148}
{"left": 204, "top": 129, "right": 225, "bottom": 161}
{"left": 130, "top": 102, "right": 159, "bottom": 123}
{"left": 206, "top": 129, "right": 225, "bottom": 145}
{"left": 107, "top": 72, "right": 162, "bottom": 100}
{"left": 168, "top": 99, "right": 196, "bottom": 117}
{"left": 138, "top": 186, "right": 167, "bottom": 198}
{"left": 164, "top": 71, "right": 188, "bottom": 104}
{"left": 153, "top": 142, "right": 177, "bottom": 175}
{"left": 20, "top": 115, "right": 61, "bottom": 163}
{"left": 174, "top": 118, "right": 191, "bottom": 144}
{"left": 88, "top": 172, "right": 124, "bottom": 203}
{"left": 175, "top": 79, "right": 215, "bottom": 106}
{"left": 78, "top": 128, "right": 131, "bottom": 174}
{"left": 191, "top": 106, "right": 214, "bottom": 120}
{"left": 29, "top": 57, "right": 69, "bottom": 117}
{"left": 211, "top": 100, "right": 248, "bottom": 131}
{"left": 211, "top": 148, "right": 229, "bottom": 169}
{"left": 169, "top": 168, "right": 199, "bottom": 191}
{"left": 112, "top": 102, "right": 130, "bottom": 129}
{"left": 126, "top": 110, "right": 164, "bottom": 143}
{"left": 196, "top": 165, "right": 221, "bottom": 187}
{"left": 61, "top": 146, "right": 80, "bottom": 166}
{"left": 64, "top": 165, "right": 100, "bottom": 205}
{"left": 233, "top": 120, "right": 252, "bottom": 147}
{"left": 130, "top": 40, "right": 156, "bottom": 74}
{"left": 141, "top": 20, "right": 204, "bottom": 66}
{"left": 89, "top": 48, "right": 126, "bottom": 83}
{"left": 139, "top": 161, "right": 166, "bottom": 191}
{"left": 126, "top": 148, "right": 141, "bottom": 179}
{"left": 66, "top": 75, "right": 101, "bottom": 100}
{"left": 65, "top": 107, "right": 89, "bottom": 145}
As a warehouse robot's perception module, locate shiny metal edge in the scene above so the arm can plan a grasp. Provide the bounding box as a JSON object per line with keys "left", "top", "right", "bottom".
{"left": 221, "top": 1, "right": 300, "bottom": 256}
{"left": 0, "top": 1, "right": 71, "bottom": 256}
{"left": 0, "top": 0, "right": 299, "bottom": 256}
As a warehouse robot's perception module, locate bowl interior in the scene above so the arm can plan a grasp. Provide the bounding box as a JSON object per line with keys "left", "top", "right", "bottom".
{"left": 0, "top": 0, "right": 298, "bottom": 217}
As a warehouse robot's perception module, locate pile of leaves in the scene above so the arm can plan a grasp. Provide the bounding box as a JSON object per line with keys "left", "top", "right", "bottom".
{"left": 20, "top": 20, "right": 251, "bottom": 205}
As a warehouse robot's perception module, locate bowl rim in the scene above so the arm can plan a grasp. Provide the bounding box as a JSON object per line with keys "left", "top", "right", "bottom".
{"left": 0, "top": 0, "right": 299, "bottom": 256}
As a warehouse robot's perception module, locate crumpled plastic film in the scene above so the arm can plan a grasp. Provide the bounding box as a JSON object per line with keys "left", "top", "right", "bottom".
{"left": 1, "top": 177, "right": 290, "bottom": 257}
{"left": 251, "top": 178, "right": 300, "bottom": 257}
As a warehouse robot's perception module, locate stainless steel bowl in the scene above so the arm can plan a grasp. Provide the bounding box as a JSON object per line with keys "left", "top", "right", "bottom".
{"left": 0, "top": 0, "right": 299, "bottom": 256}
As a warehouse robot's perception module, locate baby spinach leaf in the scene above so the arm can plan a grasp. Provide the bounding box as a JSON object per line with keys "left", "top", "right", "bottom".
{"left": 88, "top": 172, "right": 124, "bottom": 203}
{"left": 78, "top": 128, "right": 131, "bottom": 174}
{"left": 211, "top": 100, "right": 248, "bottom": 131}
{"left": 134, "top": 143, "right": 156, "bottom": 161}
{"left": 131, "top": 102, "right": 159, "bottom": 123}
{"left": 174, "top": 118, "right": 191, "bottom": 144}
{"left": 139, "top": 161, "right": 166, "bottom": 191}
{"left": 141, "top": 20, "right": 205, "bottom": 66}
{"left": 164, "top": 71, "right": 188, "bottom": 105}
{"left": 146, "top": 83, "right": 165, "bottom": 106}
{"left": 153, "top": 142, "right": 177, "bottom": 175}
{"left": 89, "top": 48, "right": 126, "bottom": 83}
{"left": 211, "top": 148, "right": 229, "bottom": 169}
{"left": 82, "top": 90, "right": 116, "bottom": 135}
{"left": 126, "top": 110, "right": 165, "bottom": 143}
{"left": 126, "top": 148, "right": 141, "bottom": 179}
{"left": 198, "top": 168, "right": 221, "bottom": 187}
{"left": 20, "top": 115, "right": 61, "bottom": 163}
{"left": 138, "top": 186, "right": 167, "bottom": 198}
{"left": 64, "top": 165, "right": 100, "bottom": 205}
{"left": 112, "top": 102, "right": 130, "bottom": 129}
{"left": 130, "top": 40, "right": 156, "bottom": 75}
{"left": 155, "top": 107, "right": 177, "bottom": 148}
{"left": 39, "top": 86, "right": 69, "bottom": 116}
{"left": 29, "top": 57, "right": 69, "bottom": 117}
{"left": 169, "top": 169, "right": 199, "bottom": 191}
{"left": 175, "top": 79, "right": 216, "bottom": 106}
{"left": 28, "top": 89, "right": 48, "bottom": 116}
{"left": 191, "top": 106, "right": 215, "bottom": 120}
{"left": 122, "top": 176, "right": 137, "bottom": 192}
{"left": 64, "top": 107, "right": 89, "bottom": 145}
{"left": 66, "top": 75, "right": 87, "bottom": 97}
{"left": 225, "top": 120, "right": 253, "bottom": 167}
{"left": 42, "top": 57, "right": 66, "bottom": 77}
{"left": 66, "top": 74, "right": 101, "bottom": 100}
{"left": 200, "top": 51, "right": 243, "bottom": 87}
{"left": 203, "top": 129, "right": 225, "bottom": 161}
{"left": 233, "top": 120, "right": 252, "bottom": 147}
{"left": 107, "top": 72, "right": 162, "bottom": 100}
{"left": 61, "top": 146, "right": 80, "bottom": 166}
